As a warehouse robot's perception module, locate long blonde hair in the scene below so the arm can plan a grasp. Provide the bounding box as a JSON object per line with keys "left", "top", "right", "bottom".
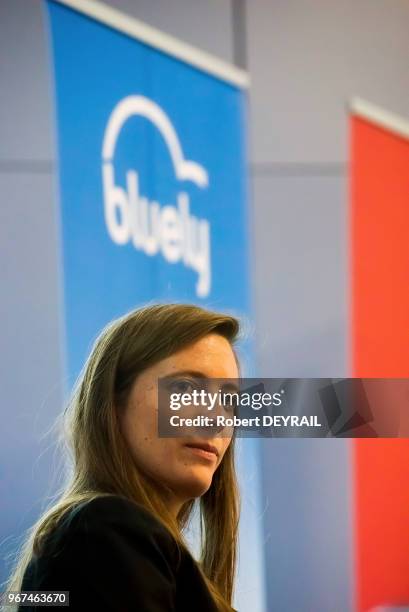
{"left": 6, "top": 303, "right": 241, "bottom": 611}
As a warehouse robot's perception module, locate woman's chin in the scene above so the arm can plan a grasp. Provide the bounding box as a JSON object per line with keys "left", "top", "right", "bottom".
{"left": 174, "top": 470, "right": 213, "bottom": 499}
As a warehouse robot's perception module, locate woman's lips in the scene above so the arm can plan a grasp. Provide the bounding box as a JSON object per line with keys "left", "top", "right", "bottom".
{"left": 184, "top": 444, "right": 218, "bottom": 461}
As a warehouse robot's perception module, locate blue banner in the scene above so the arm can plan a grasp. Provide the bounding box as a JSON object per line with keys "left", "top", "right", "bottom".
{"left": 46, "top": 0, "right": 252, "bottom": 383}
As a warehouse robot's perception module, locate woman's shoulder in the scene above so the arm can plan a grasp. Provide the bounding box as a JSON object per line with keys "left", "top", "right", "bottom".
{"left": 42, "top": 494, "right": 178, "bottom": 563}
{"left": 65, "top": 494, "right": 169, "bottom": 531}
{"left": 22, "top": 496, "right": 220, "bottom": 611}
{"left": 56, "top": 495, "right": 174, "bottom": 544}
{"left": 24, "top": 496, "right": 179, "bottom": 586}
{"left": 22, "top": 496, "right": 180, "bottom": 609}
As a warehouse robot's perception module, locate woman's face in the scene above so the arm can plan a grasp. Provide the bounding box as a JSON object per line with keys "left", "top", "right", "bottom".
{"left": 118, "top": 333, "right": 239, "bottom": 515}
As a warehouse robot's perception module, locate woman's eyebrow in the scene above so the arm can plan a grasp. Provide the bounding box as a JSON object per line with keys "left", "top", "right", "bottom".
{"left": 160, "top": 369, "right": 209, "bottom": 380}
{"left": 160, "top": 371, "right": 240, "bottom": 393}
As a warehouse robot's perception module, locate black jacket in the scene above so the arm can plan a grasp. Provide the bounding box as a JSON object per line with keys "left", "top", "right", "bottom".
{"left": 19, "top": 495, "right": 222, "bottom": 611}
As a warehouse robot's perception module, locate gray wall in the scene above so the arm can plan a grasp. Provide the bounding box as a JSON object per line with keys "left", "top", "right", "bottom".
{"left": 248, "top": 0, "right": 409, "bottom": 165}
{"left": 247, "top": 1, "right": 409, "bottom": 610}
{"left": 0, "top": 0, "right": 64, "bottom": 591}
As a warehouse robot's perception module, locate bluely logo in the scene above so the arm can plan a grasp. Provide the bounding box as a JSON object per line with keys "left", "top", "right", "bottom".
{"left": 102, "top": 95, "right": 211, "bottom": 297}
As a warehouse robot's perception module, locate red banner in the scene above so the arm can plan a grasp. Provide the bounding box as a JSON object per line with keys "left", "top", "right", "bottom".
{"left": 350, "top": 104, "right": 409, "bottom": 611}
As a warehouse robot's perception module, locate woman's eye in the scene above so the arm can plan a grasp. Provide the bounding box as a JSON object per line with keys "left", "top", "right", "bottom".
{"left": 220, "top": 391, "right": 238, "bottom": 412}
{"left": 221, "top": 397, "right": 233, "bottom": 411}
{"left": 170, "top": 379, "right": 197, "bottom": 394}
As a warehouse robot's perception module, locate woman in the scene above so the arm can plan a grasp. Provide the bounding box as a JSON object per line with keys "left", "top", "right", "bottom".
{"left": 6, "top": 303, "right": 241, "bottom": 611}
